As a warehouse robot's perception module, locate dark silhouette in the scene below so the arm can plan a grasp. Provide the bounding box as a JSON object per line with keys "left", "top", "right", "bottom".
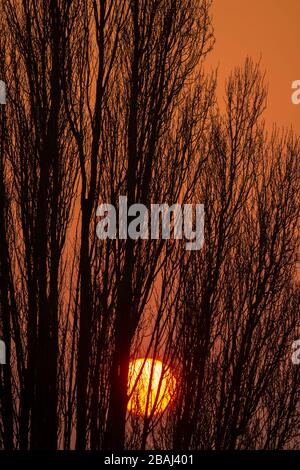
{"left": 0, "top": 0, "right": 299, "bottom": 451}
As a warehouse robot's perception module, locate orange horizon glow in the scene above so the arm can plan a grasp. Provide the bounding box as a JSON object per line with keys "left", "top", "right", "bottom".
{"left": 127, "top": 358, "right": 177, "bottom": 417}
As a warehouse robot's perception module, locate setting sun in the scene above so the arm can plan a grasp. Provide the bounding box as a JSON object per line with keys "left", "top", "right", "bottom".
{"left": 127, "top": 358, "right": 177, "bottom": 417}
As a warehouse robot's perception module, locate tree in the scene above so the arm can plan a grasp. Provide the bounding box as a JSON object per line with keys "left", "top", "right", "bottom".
{"left": 2, "top": 0, "right": 78, "bottom": 449}
{"left": 170, "top": 61, "right": 300, "bottom": 450}
{"left": 0, "top": 0, "right": 299, "bottom": 452}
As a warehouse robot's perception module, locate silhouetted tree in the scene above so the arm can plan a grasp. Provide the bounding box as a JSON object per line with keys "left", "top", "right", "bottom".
{"left": 169, "top": 61, "right": 300, "bottom": 450}
{"left": 0, "top": 0, "right": 299, "bottom": 453}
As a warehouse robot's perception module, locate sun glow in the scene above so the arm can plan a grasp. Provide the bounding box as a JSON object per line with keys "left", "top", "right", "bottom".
{"left": 127, "top": 358, "right": 177, "bottom": 417}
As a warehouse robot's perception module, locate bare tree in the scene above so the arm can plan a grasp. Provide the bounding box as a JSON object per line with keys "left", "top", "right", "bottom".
{"left": 1, "top": 0, "right": 299, "bottom": 453}
{"left": 169, "top": 61, "right": 300, "bottom": 450}
{"left": 2, "top": 0, "right": 78, "bottom": 449}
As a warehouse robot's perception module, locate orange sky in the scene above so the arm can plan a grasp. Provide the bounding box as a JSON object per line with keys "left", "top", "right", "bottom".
{"left": 207, "top": 0, "right": 300, "bottom": 134}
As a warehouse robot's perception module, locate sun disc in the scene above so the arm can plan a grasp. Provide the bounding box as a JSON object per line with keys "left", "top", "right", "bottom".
{"left": 127, "top": 358, "right": 176, "bottom": 417}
